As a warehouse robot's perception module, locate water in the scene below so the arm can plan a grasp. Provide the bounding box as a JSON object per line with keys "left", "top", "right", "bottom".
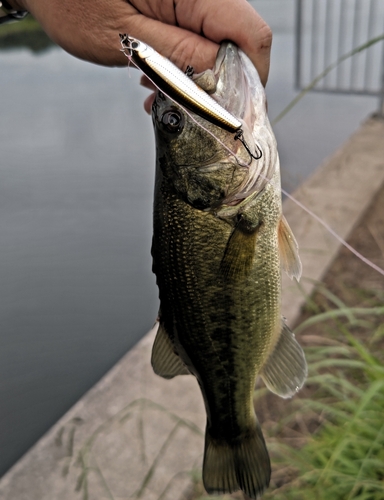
{"left": 0, "top": 52, "right": 158, "bottom": 475}
{"left": 0, "top": 0, "right": 378, "bottom": 477}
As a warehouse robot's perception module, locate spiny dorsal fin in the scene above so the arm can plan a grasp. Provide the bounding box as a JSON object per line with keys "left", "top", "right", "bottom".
{"left": 151, "top": 322, "right": 190, "bottom": 379}
{"left": 260, "top": 320, "right": 307, "bottom": 399}
{"left": 278, "top": 215, "right": 302, "bottom": 280}
{"left": 220, "top": 225, "right": 259, "bottom": 281}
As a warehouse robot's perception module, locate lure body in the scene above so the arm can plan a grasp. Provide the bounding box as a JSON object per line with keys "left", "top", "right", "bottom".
{"left": 119, "top": 34, "right": 242, "bottom": 133}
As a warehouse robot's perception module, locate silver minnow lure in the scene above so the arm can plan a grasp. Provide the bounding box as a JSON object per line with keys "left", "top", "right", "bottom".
{"left": 119, "top": 34, "right": 261, "bottom": 160}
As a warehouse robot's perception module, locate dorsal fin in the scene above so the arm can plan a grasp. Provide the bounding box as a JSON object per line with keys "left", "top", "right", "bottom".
{"left": 278, "top": 215, "right": 302, "bottom": 280}
{"left": 151, "top": 322, "right": 190, "bottom": 379}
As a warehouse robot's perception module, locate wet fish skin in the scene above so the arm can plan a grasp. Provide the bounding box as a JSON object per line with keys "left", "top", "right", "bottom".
{"left": 150, "top": 43, "right": 306, "bottom": 499}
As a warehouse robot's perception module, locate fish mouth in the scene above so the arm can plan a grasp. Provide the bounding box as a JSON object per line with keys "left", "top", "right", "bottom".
{"left": 208, "top": 43, "right": 277, "bottom": 204}
{"left": 211, "top": 43, "right": 255, "bottom": 132}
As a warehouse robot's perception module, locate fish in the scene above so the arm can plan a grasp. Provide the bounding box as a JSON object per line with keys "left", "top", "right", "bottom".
{"left": 150, "top": 41, "right": 307, "bottom": 499}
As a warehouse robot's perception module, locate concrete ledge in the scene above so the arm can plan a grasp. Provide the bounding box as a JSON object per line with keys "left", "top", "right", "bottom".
{"left": 282, "top": 116, "right": 384, "bottom": 324}
{"left": 1, "top": 117, "right": 384, "bottom": 500}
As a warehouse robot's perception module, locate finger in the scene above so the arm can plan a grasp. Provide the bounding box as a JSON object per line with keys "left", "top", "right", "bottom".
{"left": 140, "top": 75, "right": 157, "bottom": 91}
{"left": 126, "top": 1, "right": 271, "bottom": 85}
{"left": 127, "top": 0, "right": 219, "bottom": 71}
{"left": 23, "top": 0, "right": 136, "bottom": 66}
{"left": 175, "top": 0, "right": 272, "bottom": 86}
{"left": 143, "top": 92, "right": 156, "bottom": 114}
{"left": 126, "top": 15, "right": 220, "bottom": 73}
{"left": 129, "top": 0, "right": 177, "bottom": 26}
{"left": 23, "top": 0, "right": 218, "bottom": 72}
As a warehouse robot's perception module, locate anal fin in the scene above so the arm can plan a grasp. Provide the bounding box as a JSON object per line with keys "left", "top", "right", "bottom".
{"left": 260, "top": 321, "right": 307, "bottom": 399}
{"left": 278, "top": 215, "right": 302, "bottom": 280}
{"left": 151, "top": 323, "right": 190, "bottom": 379}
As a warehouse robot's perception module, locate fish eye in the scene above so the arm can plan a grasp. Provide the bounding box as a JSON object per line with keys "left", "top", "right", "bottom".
{"left": 131, "top": 41, "right": 139, "bottom": 49}
{"left": 160, "top": 109, "right": 184, "bottom": 133}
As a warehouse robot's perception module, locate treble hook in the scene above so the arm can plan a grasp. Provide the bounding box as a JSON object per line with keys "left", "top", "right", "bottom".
{"left": 234, "top": 129, "right": 262, "bottom": 161}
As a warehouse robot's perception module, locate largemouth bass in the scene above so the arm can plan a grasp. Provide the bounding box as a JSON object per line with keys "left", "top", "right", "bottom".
{"left": 150, "top": 42, "right": 307, "bottom": 499}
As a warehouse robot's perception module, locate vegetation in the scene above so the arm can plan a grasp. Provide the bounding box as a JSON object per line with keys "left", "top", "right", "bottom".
{"left": 0, "top": 15, "right": 54, "bottom": 52}
{"left": 266, "top": 306, "right": 384, "bottom": 500}
{"left": 272, "top": 33, "right": 384, "bottom": 125}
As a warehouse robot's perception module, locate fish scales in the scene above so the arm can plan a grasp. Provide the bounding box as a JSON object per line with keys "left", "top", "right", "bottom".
{"left": 154, "top": 184, "right": 281, "bottom": 419}
{"left": 150, "top": 42, "right": 307, "bottom": 498}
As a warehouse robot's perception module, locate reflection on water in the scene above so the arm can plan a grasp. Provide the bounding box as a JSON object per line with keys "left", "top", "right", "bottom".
{"left": 0, "top": 0, "right": 378, "bottom": 478}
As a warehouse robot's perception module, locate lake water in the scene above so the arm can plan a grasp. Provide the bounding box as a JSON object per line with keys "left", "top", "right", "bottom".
{"left": 0, "top": 0, "right": 378, "bottom": 476}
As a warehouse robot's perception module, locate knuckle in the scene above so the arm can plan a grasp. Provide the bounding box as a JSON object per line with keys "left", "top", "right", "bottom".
{"left": 170, "top": 37, "right": 195, "bottom": 71}
{"left": 257, "top": 22, "right": 273, "bottom": 50}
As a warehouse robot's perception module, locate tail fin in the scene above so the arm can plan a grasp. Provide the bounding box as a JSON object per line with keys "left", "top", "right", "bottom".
{"left": 203, "top": 424, "right": 271, "bottom": 499}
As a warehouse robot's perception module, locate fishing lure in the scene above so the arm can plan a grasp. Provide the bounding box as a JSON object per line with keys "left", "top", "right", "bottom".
{"left": 119, "top": 34, "right": 262, "bottom": 160}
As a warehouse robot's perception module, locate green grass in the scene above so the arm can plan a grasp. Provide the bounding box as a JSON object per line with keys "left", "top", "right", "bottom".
{"left": 0, "top": 15, "right": 41, "bottom": 35}
{"left": 263, "top": 300, "right": 384, "bottom": 500}
{"left": 272, "top": 33, "right": 384, "bottom": 125}
{"left": 0, "top": 15, "right": 54, "bottom": 52}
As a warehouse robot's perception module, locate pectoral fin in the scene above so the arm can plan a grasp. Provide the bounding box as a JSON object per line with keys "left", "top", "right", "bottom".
{"left": 260, "top": 321, "right": 307, "bottom": 398}
{"left": 151, "top": 323, "right": 190, "bottom": 379}
{"left": 220, "top": 225, "right": 259, "bottom": 281}
{"left": 278, "top": 216, "right": 302, "bottom": 280}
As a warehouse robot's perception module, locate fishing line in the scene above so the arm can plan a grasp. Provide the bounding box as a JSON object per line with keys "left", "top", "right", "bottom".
{"left": 280, "top": 187, "right": 384, "bottom": 277}
{"left": 121, "top": 50, "right": 384, "bottom": 278}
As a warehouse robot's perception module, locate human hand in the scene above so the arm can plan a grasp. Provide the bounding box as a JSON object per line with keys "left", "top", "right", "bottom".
{"left": 12, "top": 0, "right": 271, "bottom": 110}
{"left": 13, "top": 0, "right": 271, "bottom": 79}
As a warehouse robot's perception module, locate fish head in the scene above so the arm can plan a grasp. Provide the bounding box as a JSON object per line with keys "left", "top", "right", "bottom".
{"left": 152, "top": 89, "right": 248, "bottom": 210}
{"left": 152, "top": 42, "right": 279, "bottom": 210}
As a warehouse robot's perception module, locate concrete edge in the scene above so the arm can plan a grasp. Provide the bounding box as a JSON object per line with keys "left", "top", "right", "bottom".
{"left": 1, "top": 116, "right": 383, "bottom": 500}
{"left": 281, "top": 116, "right": 384, "bottom": 325}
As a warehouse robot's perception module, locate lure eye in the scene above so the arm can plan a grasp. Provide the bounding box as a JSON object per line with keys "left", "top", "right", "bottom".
{"left": 161, "top": 110, "right": 184, "bottom": 133}
{"left": 131, "top": 41, "right": 139, "bottom": 50}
